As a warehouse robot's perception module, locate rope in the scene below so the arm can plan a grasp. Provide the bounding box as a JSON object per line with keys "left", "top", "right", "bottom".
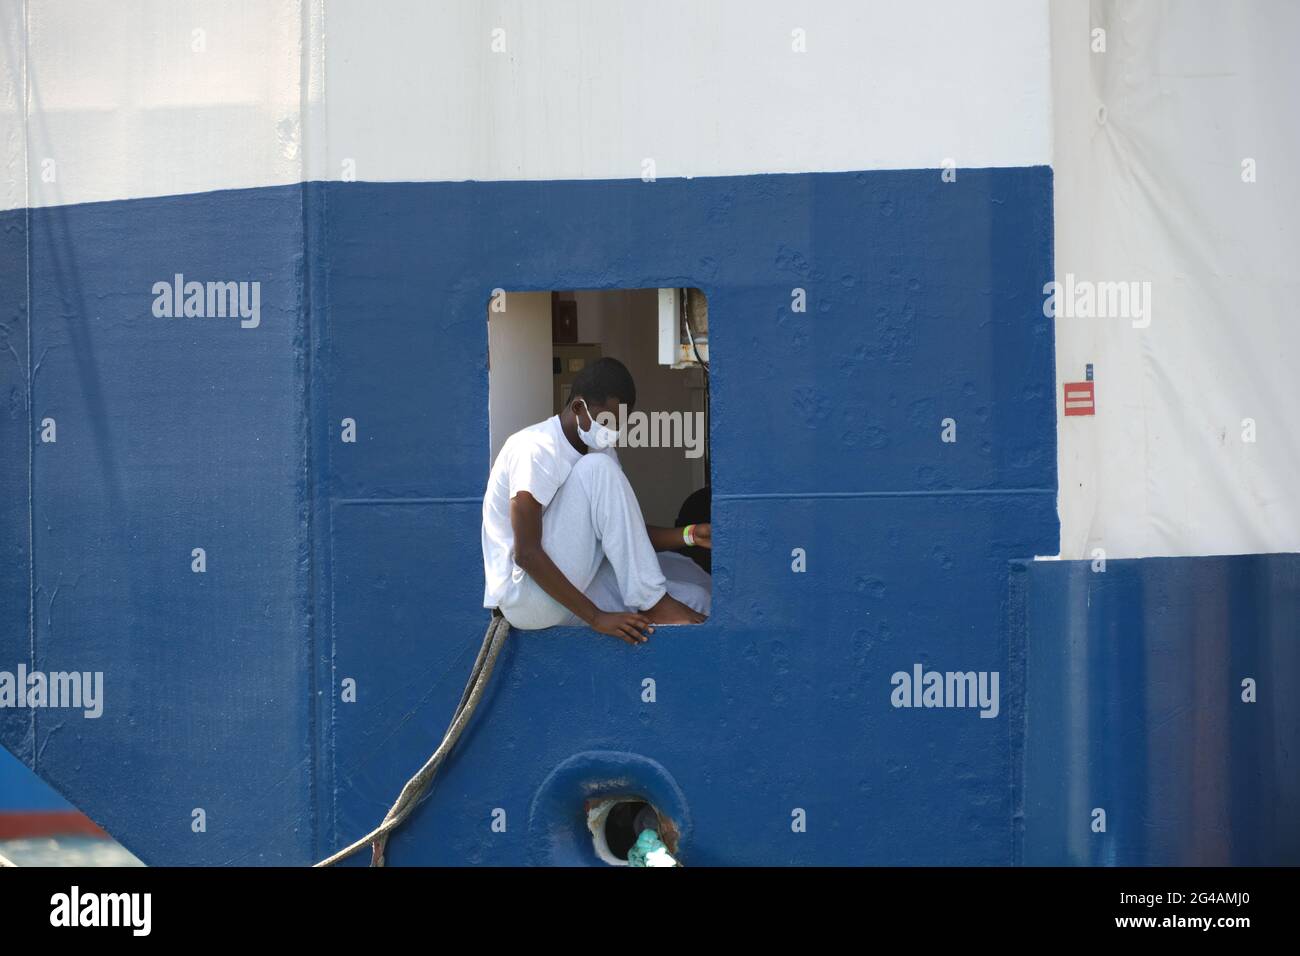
{"left": 314, "top": 611, "right": 511, "bottom": 867}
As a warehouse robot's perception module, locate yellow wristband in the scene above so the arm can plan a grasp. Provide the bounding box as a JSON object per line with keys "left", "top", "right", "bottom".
{"left": 683, "top": 524, "right": 696, "bottom": 547}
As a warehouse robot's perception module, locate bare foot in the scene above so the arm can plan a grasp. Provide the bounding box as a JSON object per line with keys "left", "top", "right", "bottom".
{"left": 645, "top": 594, "right": 707, "bottom": 625}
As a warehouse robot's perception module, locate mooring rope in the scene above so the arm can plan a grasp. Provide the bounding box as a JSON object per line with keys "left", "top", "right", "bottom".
{"left": 314, "top": 611, "right": 511, "bottom": 867}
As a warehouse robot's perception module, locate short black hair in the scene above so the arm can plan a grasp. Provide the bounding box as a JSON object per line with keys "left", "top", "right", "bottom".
{"left": 571, "top": 357, "right": 636, "bottom": 409}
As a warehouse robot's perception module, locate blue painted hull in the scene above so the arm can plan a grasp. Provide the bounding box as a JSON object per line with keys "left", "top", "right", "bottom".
{"left": 1016, "top": 555, "right": 1300, "bottom": 865}
{"left": 1, "top": 170, "right": 1294, "bottom": 865}
{"left": 0, "top": 746, "right": 72, "bottom": 812}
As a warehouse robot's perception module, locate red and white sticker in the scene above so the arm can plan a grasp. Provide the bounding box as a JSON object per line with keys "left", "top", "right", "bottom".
{"left": 1063, "top": 381, "right": 1095, "bottom": 416}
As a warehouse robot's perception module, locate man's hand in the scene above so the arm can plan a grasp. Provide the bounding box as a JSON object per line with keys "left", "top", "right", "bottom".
{"left": 591, "top": 611, "right": 655, "bottom": 646}
{"left": 691, "top": 522, "right": 712, "bottom": 549}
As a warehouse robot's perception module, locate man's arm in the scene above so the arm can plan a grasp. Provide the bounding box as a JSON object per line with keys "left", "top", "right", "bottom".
{"left": 511, "top": 491, "right": 654, "bottom": 645}
{"left": 646, "top": 523, "right": 712, "bottom": 552}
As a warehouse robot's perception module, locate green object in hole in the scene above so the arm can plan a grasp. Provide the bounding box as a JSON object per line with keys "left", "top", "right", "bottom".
{"left": 627, "top": 829, "right": 678, "bottom": 867}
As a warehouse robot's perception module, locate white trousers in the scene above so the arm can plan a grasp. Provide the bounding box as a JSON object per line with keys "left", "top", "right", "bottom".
{"left": 498, "top": 452, "right": 712, "bottom": 630}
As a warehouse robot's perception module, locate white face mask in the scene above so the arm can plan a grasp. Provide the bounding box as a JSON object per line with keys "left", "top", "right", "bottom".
{"left": 576, "top": 399, "right": 621, "bottom": 449}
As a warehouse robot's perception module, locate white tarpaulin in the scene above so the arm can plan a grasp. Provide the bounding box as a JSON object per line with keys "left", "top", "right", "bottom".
{"left": 1052, "top": 0, "right": 1300, "bottom": 559}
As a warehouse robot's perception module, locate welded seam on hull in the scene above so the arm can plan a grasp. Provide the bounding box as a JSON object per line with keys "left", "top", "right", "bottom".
{"left": 301, "top": 0, "right": 337, "bottom": 864}
{"left": 298, "top": 0, "right": 317, "bottom": 867}
{"left": 329, "top": 489, "right": 1055, "bottom": 508}
{"left": 717, "top": 489, "right": 1056, "bottom": 501}
{"left": 298, "top": 184, "right": 317, "bottom": 861}
{"left": 23, "top": 0, "right": 35, "bottom": 770}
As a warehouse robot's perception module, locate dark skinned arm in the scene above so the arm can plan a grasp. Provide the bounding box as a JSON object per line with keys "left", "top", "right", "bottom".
{"left": 510, "top": 491, "right": 654, "bottom": 645}
{"left": 646, "top": 522, "right": 712, "bottom": 552}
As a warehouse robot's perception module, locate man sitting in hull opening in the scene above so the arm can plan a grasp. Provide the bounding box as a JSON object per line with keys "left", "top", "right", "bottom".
{"left": 481, "top": 357, "right": 711, "bottom": 643}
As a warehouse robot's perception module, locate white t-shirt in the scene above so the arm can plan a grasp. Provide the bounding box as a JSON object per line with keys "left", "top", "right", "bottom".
{"left": 481, "top": 415, "right": 617, "bottom": 608}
